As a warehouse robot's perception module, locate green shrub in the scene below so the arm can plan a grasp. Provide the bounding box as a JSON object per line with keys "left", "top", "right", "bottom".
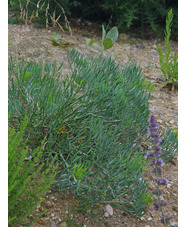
{"left": 8, "top": 115, "right": 58, "bottom": 226}
{"left": 8, "top": 50, "right": 177, "bottom": 217}
{"left": 157, "top": 9, "right": 178, "bottom": 88}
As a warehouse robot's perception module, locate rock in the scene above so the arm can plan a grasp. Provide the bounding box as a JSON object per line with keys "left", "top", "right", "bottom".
{"left": 136, "top": 45, "right": 145, "bottom": 49}
{"left": 51, "top": 213, "right": 55, "bottom": 217}
{"left": 145, "top": 225, "right": 151, "bottom": 227}
{"left": 170, "top": 222, "right": 178, "bottom": 227}
{"left": 123, "top": 211, "right": 128, "bottom": 216}
{"left": 167, "top": 183, "right": 171, "bottom": 188}
{"left": 157, "top": 119, "right": 163, "bottom": 124}
{"left": 51, "top": 222, "right": 57, "bottom": 227}
{"left": 104, "top": 212, "right": 109, "bottom": 218}
{"left": 140, "top": 217, "right": 145, "bottom": 221}
{"left": 51, "top": 196, "right": 55, "bottom": 200}
{"left": 105, "top": 205, "right": 113, "bottom": 216}
{"left": 147, "top": 217, "right": 152, "bottom": 221}
{"left": 169, "top": 120, "right": 175, "bottom": 124}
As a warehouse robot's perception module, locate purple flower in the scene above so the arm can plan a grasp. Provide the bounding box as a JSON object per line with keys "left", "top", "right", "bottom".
{"left": 150, "top": 138, "right": 162, "bottom": 144}
{"left": 150, "top": 122, "right": 159, "bottom": 127}
{"left": 152, "top": 189, "right": 163, "bottom": 195}
{"left": 152, "top": 200, "right": 167, "bottom": 210}
{"left": 158, "top": 177, "right": 167, "bottom": 185}
{"left": 145, "top": 151, "right": 154, "bottom": 158}
{"left": 150, "top": 166, "right": 162, "bottom": 176}
{"left": 154, "top": 158, "right": 164, "bottom": 165}
{"left": 161, "top": 214, "right": 172, "bottom": 224}
{"left": 155, "top": 150, "right": 162, "bottom": 157}
{"left": 149, "top": 127, "right": 158, "bottom": 132}
{"left": 155, "top": 145, "right": 162, "bottom": 151}
{"left": 150, "top": 133, "right": 160, "bottom": 138}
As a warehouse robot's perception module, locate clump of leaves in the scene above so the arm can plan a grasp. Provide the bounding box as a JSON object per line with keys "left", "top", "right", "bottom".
{"left": 8, "top": 115, "right": 58, "bottom": 226}
{"left": 52, "top": 32, "right": 62, "bottom": 46}
{"left": 157, "top": 9, "right": 178, "bottom": 89}
{"left": 86, "top": 25, "right": 119, "bottom": 51}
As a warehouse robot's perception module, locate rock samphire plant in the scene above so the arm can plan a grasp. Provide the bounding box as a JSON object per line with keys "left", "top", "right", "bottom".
{"left": 8, "top": 116, "right": 58, "bottom": 226}
{"left": 8, "top": 49, "right": 178, "bottom": 219}
{"left": 146, "top": 114, "right": 173, "bottom": 226}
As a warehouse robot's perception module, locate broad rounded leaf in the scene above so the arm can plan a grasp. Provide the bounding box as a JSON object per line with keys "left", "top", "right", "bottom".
{"left": 103, "top": 38, "right": 113, "bottom": 50}
{"left": 106, "top": 27, "right": 119, "bottom": 44}
{"left": 86, "top": 38, "right": 95, "bottom": 46}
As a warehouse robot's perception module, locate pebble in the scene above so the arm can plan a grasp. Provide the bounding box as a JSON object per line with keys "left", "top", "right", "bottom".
{"left": 170, "top": 222, "right": 178, "bottom": 227}
{"left": 51, "top": 196, "right": 55, "bottom": 200}
{"left": 51, "top": 222, "right": 57, "bottom": 227}
{"left": 123, "top": 211, "right": 128, "bottom": 216}
{"left": 51, "top": 213, "right": 55, "bottom": 217}
{"left": 140, "top": 217, "right": 145, "bottom": 221}
{"left": 157, "top": 119, "right": 163, "bottom": 124}
{"left": 136, "top": 45, "right": 145, "bottom": 49}
{"left": 167, "top": 183, "right": 171, "bottom": 188}
{"left": 145, "top": 225, "right": 151, "bottom": 227}
{"left": 169, "top": 120, "right": 175, "bottom": 124}
{"left": 105, "top": 205, "right": 114, "bottom": 216}
{"left": 147, "top": 217, "right": 152, "bottom": 221}
{"left": 151, "top": 49, "right": 157, "bottom": 53}
{"left": 104, "top": 212, "right": 109, "bottom": 218}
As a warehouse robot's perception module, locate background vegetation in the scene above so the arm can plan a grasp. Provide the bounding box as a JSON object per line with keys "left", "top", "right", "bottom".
{"left": 8, "top": 0, "right": 178, "bottom": 38}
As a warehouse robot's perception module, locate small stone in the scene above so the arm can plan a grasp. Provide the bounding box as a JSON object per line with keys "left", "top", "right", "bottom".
{"left": 51, "top": 222, "right": 57, "bottom": 227}
{"left": 51, "top": 196, "right": 55, "bottom": 200}
{"left": 136, "top": 45, "right": 145, "bottom": 49}
{"left": 140, "top": 217, "right": 145, "bottom": 221}
{"left": 58, "top": 218, "right": 62, "bottom": 222}
{"left": 167, "top": 184, "right": 171, "bottom": 188}
{"left": 170, "top": 222, "right": 178, "bottom": 227}
{"left": 149, "top": 107, "right": 154, "bottom": 112}
{"left": 104, "top": 212, "right": 109, "bottom": 218}
{"left": 148, "top": 217, "right": 152, "bottom": 221}
{"left": 123, "top": 211, "right": 128, "bottom": 216}
{"left": 169, "top": 120, "right": 175, "bottom": 124}
{"left": 51, "top": 213, "right": 55, "bottom": 217}
{"left": 145, "top": 225, "right": 150, "bottom": 227}
{"left": 105, "top": 205, "right": 113, "bottom": 216}
{"left": 157, "top": 119, "right": 163, "bottom": 124}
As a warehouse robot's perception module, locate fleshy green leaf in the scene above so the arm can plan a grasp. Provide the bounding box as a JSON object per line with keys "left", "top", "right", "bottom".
{"left": 103, "top": 38, "right": 113, "bottom": 50}
{"left": 106, "top": 27, "right": 119, "bottom": 44}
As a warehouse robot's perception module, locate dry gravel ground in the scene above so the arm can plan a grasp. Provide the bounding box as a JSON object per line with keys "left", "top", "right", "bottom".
{"left": 8, "top": 20, "right": 178, "bottom": 227}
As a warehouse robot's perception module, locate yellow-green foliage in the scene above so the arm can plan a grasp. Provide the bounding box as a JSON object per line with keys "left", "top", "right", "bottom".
{"left": 8, "top": 116, "right": 58, "bottom": 226}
